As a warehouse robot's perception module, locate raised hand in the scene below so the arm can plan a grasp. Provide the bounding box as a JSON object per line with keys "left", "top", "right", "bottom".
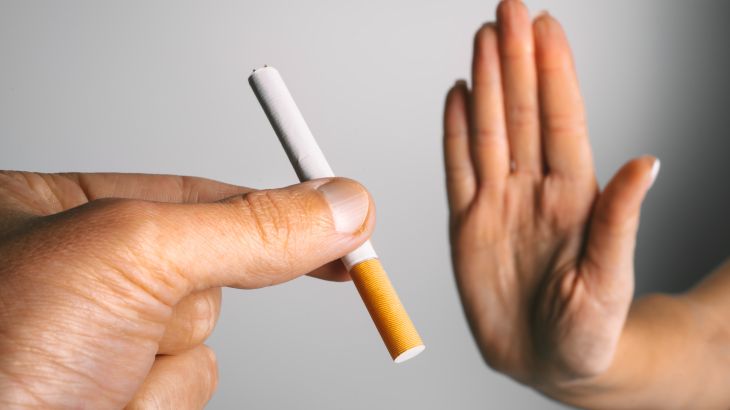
{"left": 443, "top": 0, "right": 658, "bottom": 386}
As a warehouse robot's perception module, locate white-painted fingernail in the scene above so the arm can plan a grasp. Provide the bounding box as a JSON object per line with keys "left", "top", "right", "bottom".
{"left": 650, "top": 158, "right": 661, "bottom": 187}
{"left": 318, "top": 180, "right": 370, "bottom": 233}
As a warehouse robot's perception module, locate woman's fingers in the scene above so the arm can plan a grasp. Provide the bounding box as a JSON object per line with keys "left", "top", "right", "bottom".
{"left": 497, "top": 0, "right": 541, "bottom": 175}
{"left": 158, "top": 288, "right": 221, "bottom": 355}
{"left": 534, "top": 13, "right": 593, "bottom": 178}
{"left": 444, "top": 81, "right": 476, "bottom": 214}
{"left": 471, "top": 23, "right": 510, "bottom": 189}
{"left": 126, "top": 345, "right": 218, "bottom": 410}
{"left": 581, "top": 156, "right": 659, "bottom": 291}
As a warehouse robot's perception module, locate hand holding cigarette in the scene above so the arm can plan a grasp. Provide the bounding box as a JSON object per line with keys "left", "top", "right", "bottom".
{"left": 0, "top": 172, "right": 375, "bottom": 408}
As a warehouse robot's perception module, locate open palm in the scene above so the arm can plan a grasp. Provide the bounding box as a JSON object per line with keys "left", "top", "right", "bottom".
{"left": 444, "top": 1, "right": 658, "bottom": 385}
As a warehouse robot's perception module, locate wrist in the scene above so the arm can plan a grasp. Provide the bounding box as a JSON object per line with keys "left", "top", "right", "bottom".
{"left": 539, "top": 293, "right": 711, "bottom": 409}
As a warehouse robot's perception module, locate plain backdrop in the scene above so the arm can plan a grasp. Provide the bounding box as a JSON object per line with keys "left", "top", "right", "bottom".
{"left": 1, "top": 1, "right": 729, "bottom": 409}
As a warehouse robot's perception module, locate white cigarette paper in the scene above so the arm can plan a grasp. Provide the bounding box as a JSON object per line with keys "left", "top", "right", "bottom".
{"left": 248, "top": 66, "right": 376, "bottom": 271}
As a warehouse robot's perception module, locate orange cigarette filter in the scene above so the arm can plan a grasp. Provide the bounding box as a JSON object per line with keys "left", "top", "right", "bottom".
{"left": 349, "top": 258, "right": 424, "bottom": 362}
{"left": 249, "top": 66, "right": 425, "bottom": 363}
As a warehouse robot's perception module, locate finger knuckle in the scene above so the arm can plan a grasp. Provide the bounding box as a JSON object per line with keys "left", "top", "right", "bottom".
{"left": 500, "top": 35, "right": 534, "bottom": 61}
{"left": 233, "top": 190, "right": 303, "bottom": 276}
{"left": 240, "top": 190, "right": 294, "bottom": 247}
{"left": 544, "top": 112, "right": 586, "bottom": 139}
{"left": 80, "top": 199, "right": 162, "bottom": 253}
{"left": 89, "top": 198, "right": 159, "bottom": 233}
{"left": 473, "top": 128, "right": 505, "bottom": 147}
{"left": 507, "top": 101, "right": 538, "bottom": 130}
{"left": 444, "top": 128, "right": 468, "bottom": 142}
{"left": 70, "top": 198, "right": 194, "bottom": 303}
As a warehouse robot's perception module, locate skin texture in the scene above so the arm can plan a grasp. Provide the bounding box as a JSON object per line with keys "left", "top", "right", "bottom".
{"left": 0, "top": 172, "right": 374, "bottom": 409}
{"left": 444, "top": 1, "right": 730, "bottom": 408}
{"left": 2, "top": 2, "right": 729, "bottom": 409}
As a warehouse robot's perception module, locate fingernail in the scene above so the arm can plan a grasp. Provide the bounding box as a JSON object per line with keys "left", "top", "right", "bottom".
{"left": 318, "top": 180, "right": 370, "bottom": 233}
{"left": 649, "top": 158, "right": 661, "bottom": 187}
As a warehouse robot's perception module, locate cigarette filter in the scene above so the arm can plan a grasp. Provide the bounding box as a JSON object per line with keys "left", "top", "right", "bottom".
{"left": 249, "top": 66, "right": 425, "bottom": 363}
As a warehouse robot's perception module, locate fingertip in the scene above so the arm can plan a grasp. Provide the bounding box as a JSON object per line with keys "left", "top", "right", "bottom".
{"left": 453, "top": 79, "right": 468, "bottom": 93}
{"left": 445, "top": 80, "right": 469, "bottom": 121}
{"left": 534, "top": 10, "right": 552, "bottom": 26}
{"left": 601, "top": 156, "right": 658, "bottom": 218}
{"left": 158, "top": 288, "right": 222, "bottom": 355}
{"left": 496, "top": 0, "right": 511, "bottom": 19}
{"left": 457, "top": 79, "right": 470, "bottom": 101}
{"left": 317, "top": 177, "right": 374, "bottom": 235}
{"left": 625, "top": 155, "right": 660, "bottom": 189}
{"left": 473, "top": 23, "right": 500, "bottom": 80}
{"left": 533, "top": 11, "right": 561, "bottom": 41}
{"left": 308, "top": 260, "right": 352, "bottom": 282}
{"left": 445, "top": 80, "right": 462, "bottom": 106}
{"left": 127, "top": 345, "right": 219, "bottom": 410}
{"left": 649, "top": 157, "right": 661, "bottom": 187}
{"left": 199, "top": 344, "right": 218, "bottom": 367}
{"left": 209, "top": 178, "right": 373, "bottom": 289}
{"left": 474, "top": 22, "right": 498, "bottom": 52}
{"left": 328, "top": 272, "right": 352, "bottom": 282}
{"left": 309, "top": 271, "right": 352, "bottom": 282}
{"left": 498, "top": 0, "right": 529, "bottom": 27}
{"left": 336, "top": 178, "right": 377, "bottom": 244}
{"left": 582, "top": 156, "right": 657, "bottom": 280}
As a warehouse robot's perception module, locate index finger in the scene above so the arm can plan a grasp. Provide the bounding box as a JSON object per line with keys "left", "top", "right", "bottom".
{"left": 0, "top": 171, "right": 252, "bottom": 216}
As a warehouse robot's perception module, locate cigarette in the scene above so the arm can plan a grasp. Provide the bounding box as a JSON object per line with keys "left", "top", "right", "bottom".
{"left": 249, "top": 66, "right": 425, "bottom": 363}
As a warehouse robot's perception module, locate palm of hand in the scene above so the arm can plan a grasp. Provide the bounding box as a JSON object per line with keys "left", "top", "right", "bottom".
{"left": 445, "top": 2, "right": 657, "bottom": 386}
{"left": 453, "top": 167, "right": 610, "bottom": 383}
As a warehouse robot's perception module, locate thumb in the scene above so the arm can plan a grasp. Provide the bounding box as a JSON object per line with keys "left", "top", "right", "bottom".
{"left": 87, "top": 177, "right": 374, "bottom": 302}
{"left": 581, "top": 156, "right": 659, "bottom": 290}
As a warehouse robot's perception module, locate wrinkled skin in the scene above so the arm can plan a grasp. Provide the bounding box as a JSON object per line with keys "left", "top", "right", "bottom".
{"left": 0, "top": 172, "right": 373, "bottom": 408}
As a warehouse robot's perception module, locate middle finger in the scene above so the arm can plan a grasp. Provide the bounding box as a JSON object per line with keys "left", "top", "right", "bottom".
{"left": 497, "top": 0, "right": 541, "bottom": 175}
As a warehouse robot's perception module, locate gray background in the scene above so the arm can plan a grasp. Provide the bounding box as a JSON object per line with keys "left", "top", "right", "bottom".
{"left": 1, "top": 1, "right": 729, "bottom": 409}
